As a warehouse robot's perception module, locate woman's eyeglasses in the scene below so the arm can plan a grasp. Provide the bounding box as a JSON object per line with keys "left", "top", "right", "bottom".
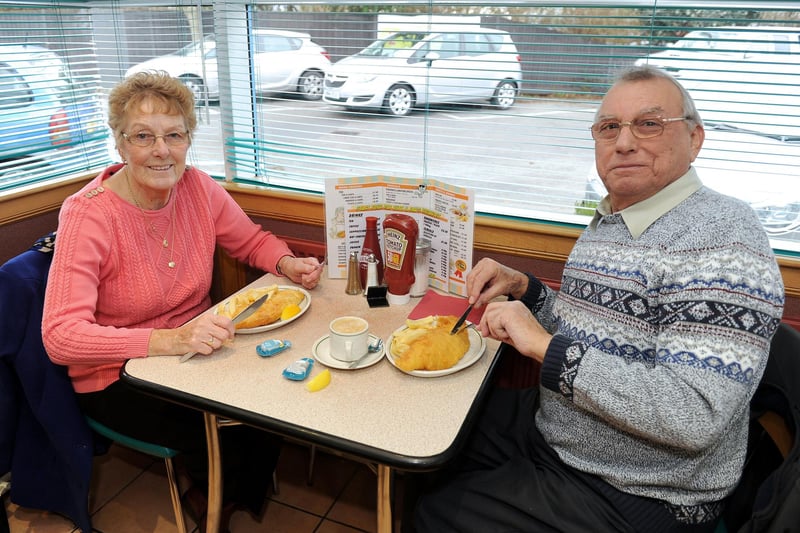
{"left": 122, "top": 131, "right": 190, "bottom": 147}
{"left": 590, "top": 116, "right": 688, "bottom": 142}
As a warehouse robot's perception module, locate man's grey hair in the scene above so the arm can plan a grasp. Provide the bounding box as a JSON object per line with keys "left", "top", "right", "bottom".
{"left": 598, "top": 65, "right": 704, "bottom": 128}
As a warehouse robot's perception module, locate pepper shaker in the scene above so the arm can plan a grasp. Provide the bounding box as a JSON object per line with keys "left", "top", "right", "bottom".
{"left": 345, "top": 251, "right": 362, "bottom": 295}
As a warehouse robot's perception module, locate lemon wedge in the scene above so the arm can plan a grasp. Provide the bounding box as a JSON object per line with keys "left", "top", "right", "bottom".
{"left": 281, "top": 304, "right": 302, "bottom": 321}
{"left": 305, "top": 369, "right": 331, "bottom": 392}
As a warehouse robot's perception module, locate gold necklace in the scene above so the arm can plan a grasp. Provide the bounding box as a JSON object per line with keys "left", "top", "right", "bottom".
{"left": 124, "top": 167, "right": 178, "bottom": 268}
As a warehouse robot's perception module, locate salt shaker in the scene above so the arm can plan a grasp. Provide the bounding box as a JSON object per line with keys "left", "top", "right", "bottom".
{"left": 345, "top": 251, "right": 362, "bottom": 295}
{"left": 363, "top": 253, "right": 379, "bottom": 295}
{"left": 411, "top": 238, "right": 431, "bottom": 297}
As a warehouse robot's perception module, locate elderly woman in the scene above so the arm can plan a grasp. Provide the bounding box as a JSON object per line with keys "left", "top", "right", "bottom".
{"left": 43, "top": 70, "right": 322, "bottom": 529}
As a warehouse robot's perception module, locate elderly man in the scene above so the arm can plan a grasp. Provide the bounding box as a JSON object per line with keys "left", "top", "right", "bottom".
{"left": 411, "top": 66, "right": 785, "bottom": 532}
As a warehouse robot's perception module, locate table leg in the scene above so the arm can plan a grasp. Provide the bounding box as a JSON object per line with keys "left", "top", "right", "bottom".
{"left": 377, "top": 464, "right": 393, "bottom": 533}
{"left": 203, "top": 412, "right": 222, "bottom": 533}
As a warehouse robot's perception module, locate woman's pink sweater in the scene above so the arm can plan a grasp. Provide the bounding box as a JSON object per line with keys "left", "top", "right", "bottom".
{"left": 42, "top": 164, "right": 292, "bottom": 393}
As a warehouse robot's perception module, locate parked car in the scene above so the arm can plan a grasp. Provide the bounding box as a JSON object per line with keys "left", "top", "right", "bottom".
{"left": 679, "top": 62, "right": 800, "bottom": 142}
{"left": 582, "top": 127, "right": 800, "bottom": 238}
{"left": 0, "top": 44, "right": 108, "bottom": 186}
{"left": 323, "top": 28, "right": 522, "bottom": 116}
{"left": 634, "top": 26, "right": 800, "bottom": 75}
{"left": 125, "top": 30, "right": 331, "bottom": 102}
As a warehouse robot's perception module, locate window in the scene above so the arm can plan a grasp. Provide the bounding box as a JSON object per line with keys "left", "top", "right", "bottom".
{"left": 2, "top": 1, "right": 799, "bottom": 253}
{"left": 0, "top": 13, "right": 109, "bottom": 190}
{"left": 0, "top": 65, "right": 33, "bottom": 108}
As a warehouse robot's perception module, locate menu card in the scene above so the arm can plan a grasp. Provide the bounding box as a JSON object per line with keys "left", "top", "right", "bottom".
{"left": 324, "top": 176, "right": 474, "bottom": 296}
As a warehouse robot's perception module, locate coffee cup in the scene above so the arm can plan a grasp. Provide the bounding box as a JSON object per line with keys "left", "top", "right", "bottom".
{"left": 329, "top": 316, "right": 369, "bottom": 362}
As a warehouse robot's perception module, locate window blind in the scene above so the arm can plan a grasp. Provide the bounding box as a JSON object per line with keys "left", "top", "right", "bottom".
{"left": 1, "top": 1, "right": 799, "bottom": 252}
{"left": 0, "top": 2, "right": 109, "bottom": 190}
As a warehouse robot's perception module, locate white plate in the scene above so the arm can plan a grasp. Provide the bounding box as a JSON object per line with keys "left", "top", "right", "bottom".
{"left": 229, "top": 286, "right": 311, "bottom": 334}
{"left": 312, "top": 334, "right": 385, "bottom": 370}
{"left": 386, "top": 325, "right": 486, "bottom": 377}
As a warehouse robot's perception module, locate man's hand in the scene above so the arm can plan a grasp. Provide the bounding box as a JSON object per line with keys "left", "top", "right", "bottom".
{"left": 478, "top": 300, "right": 551, "bottom": 362}
{"left": 466, "top": 258, "right": 529, "bottom": 307}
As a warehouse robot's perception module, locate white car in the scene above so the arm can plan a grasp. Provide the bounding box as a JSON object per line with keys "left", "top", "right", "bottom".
{"left": 633, "top": 26, "right": 800, "bottom": 75}
{"left": 323, "top": 28, "right": 522, "bottom": 116}
{"left": 125, "top": 30, "right": 331, "bottom": 102}
{"left": 679, "top": 62, "right": 800, "bottom": 142}
{"left": 583, "top": 127, "right": 800, "bottom": 238}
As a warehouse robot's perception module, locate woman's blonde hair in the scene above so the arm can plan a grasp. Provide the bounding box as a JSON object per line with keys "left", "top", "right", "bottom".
{"left": 108, "top": 70, "right": 197, "bottom": 147}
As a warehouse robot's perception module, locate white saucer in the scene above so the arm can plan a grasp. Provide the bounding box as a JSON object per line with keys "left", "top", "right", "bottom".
{"left": 312, "top": 333, "right": 385, "bottom": 370}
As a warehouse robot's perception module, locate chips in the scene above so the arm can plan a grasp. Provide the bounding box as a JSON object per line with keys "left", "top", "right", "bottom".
{"left": 390, "top": 315, "right": 471, "bottom": 372}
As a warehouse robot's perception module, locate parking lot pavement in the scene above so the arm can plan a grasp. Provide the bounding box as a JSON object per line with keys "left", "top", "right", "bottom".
{"left": 181, "top": 96, "right": 800, "bottom": 248}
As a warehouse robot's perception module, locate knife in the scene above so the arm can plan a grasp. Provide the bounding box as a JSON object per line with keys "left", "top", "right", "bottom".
{"left": 450, "top": 303, "right": 474, "bottom": 335}
{"left": 179, "top": 292, "right": 271, "bottom": 363}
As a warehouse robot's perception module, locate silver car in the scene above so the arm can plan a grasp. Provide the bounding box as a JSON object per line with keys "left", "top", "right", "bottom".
{"left": 126, "top": 30, "right": 331, "bottom": 102}
{"left": 323, "top": 28, "right": 522, "bottom": 116}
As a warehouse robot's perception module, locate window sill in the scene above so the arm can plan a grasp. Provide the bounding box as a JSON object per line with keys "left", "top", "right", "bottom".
{"left": 221, "top": 182, "right": 800, "bottom": 299}
{"left": 1, "top": 177, "right": 797, "bottom": 300}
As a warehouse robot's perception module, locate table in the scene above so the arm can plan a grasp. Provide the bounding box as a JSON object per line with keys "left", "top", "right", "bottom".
{"left": 122, "top": 273, "right": 502, "bottom": 533}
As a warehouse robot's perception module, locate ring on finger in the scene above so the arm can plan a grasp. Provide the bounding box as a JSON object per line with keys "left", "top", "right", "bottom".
{"left": 205, "top": 336, "right": 215, "bottom": 346}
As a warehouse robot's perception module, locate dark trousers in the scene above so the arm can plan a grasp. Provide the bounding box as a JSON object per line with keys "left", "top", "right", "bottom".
{"left": 77, "top": 380, "right": 280, "bottom": 515}
{"left": 408, "top": 387, "right": 720, "bottom": 533}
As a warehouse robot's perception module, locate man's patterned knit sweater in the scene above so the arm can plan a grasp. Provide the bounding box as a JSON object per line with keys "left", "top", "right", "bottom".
{"left": 523, "top": 170, "right": 784, "bottom": 523}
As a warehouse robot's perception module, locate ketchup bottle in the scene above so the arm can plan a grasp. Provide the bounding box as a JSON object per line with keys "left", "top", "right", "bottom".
{"left": 382, "top": 213, "right": 418, "bottom": 305}
{"left": 359, "top": 216, "right": 383, "bottom": 288}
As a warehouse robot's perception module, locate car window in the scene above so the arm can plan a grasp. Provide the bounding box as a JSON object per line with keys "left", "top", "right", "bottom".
{"left": 463, "top": 33, "right": 492, "bottom": 55}
{"left": 750, "top": 34, "right": 793, "bottom": 53}
{"left": 428, "top": 34, "right": 461, "bottom": 58}
{"left": 177, "top": 36, "right": 215, "bottom": 57}
{"left": 771, "top": 36, "right": 793, "bottom": 53}
{"left": 675, "top": 31, "right": 715, "bottom": 49}
{"left": 485, "top": 33, "right": 505, "bottom": 51}
{"left": 255, "top": 35, "right": 301, "bottom": 52}
{"left": 0, "top": 64, "right": 33, "bottom": 109}
{"left": 359, "top": 33, "right": 428, "bottom": 57}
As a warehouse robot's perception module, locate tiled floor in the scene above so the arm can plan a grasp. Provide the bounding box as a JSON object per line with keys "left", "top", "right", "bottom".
{"left": 4, "top": 441, "right": 406, "bottom": 532}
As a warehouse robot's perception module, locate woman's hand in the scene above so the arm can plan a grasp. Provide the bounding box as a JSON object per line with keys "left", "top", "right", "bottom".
{"left": 149, "top": 312, "right": 235, "bottom": 357}
{"left": 478, "top": 300, "right": 551, "bottom": 362}
{"left": 278, "top": 256, "right": 323, "bottom": 289}
{"left": 466, "top": 258, "right": 529, "bottom": 307}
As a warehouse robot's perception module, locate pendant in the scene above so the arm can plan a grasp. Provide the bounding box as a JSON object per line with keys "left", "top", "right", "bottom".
{"left": 163, "top": 239, "right": 169, "bottom": 248}
{"left": 168, "top": 261, "right": 176, "bottom": 268}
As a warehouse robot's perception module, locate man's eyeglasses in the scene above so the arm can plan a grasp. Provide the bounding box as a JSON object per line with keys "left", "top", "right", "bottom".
{"left": 122, "top": 131, "right": 190, "bottom": 147}
{"left": 590, "top": 116, "right": 688, "bottom": 142}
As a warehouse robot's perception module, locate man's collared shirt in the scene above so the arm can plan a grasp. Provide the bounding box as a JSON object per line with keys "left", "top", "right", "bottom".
{"left": 590, "top": 167, "right": 703, "bottom": 239}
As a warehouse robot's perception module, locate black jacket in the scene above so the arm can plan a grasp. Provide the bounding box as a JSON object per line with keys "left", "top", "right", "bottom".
{"left": 727, "top": 322, "right": 800, "bottom": 533}
{"left": 0, "top": 234, "right": 93, "bottom": 532}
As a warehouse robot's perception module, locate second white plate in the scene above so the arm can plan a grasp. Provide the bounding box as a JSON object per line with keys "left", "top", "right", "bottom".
{"left": 386, "top": 325, "right": 486, "bottom": 377}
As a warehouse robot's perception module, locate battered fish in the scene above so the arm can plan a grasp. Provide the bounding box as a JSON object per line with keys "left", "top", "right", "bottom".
{"left": 391, "top": 315, "right": 471, "bottom": 372}
{"left": 217, "top": 285, "right": 306, "bottom": 329}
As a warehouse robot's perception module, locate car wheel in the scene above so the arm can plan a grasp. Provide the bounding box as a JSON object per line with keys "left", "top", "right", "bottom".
{"left": 180, "top": 76, "right": 207, "bottom": 104}
{"left": 298, "top": 70, "right": 324, "bottom": 101}
{"left": 491, "top": 80, "right": 517, "bottom": 109}
{"left": 383, "top": 85, "right": 414, "bottom": 116}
